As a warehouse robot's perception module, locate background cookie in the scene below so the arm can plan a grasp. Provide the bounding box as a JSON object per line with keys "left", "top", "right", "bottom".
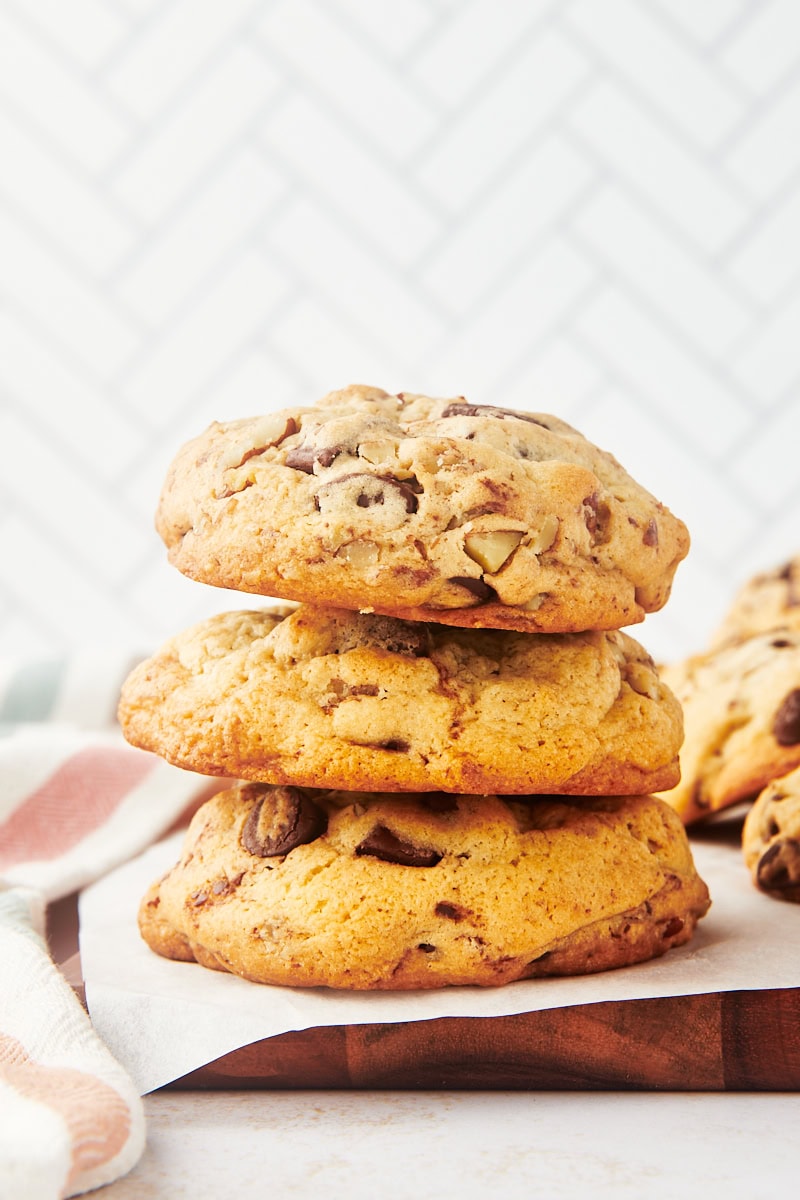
{"left": 711, "top": 554, "right": 800, "bottom": 647}
{"left": 742, "top": 765, "right": 800, "bottom": 902}
{"left": 139, "top": 784, "right": 710, "bottom": 990}
{"left": 119, "top": 605, "right": 683, "bottom": 796}
{"left": 657, "top": 629, "right": 800, "bottom": 824}
{"left": 155, "top": 385, "right": 689, "bottom": 634}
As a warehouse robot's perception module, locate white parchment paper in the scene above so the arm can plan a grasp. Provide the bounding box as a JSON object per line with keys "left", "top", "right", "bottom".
{"left": 79, "top": 828, "right": 800, "bottom": 1095}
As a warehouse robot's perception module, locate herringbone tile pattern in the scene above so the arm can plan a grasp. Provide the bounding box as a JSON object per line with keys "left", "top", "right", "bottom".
{"left": 2, "top": 0, "right": 799, "bottom": 662}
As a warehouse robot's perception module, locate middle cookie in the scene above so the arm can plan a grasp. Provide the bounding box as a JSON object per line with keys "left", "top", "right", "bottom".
{"left": 119, "top": 605, "right": 682, "bottom": 795}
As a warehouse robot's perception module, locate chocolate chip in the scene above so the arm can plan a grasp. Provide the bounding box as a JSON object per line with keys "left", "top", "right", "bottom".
{"left": 315, "top": 472, "right": 420, "bottom": 514}
{"left": 355, "top": 825, "right": 442, "bottom": 867}
{"left": 660, "top": 916, "right": 684, "bottom": 939}
{"left": 447, "top": 576, "right": 498, "bottom": 602}
{"left": 190, "top": 889, "right": 208, "bottom": 906}
{"left": 356, "top": 474, "right": 420, "bottom": 513}
{"left": 643, "top": 518, "right": 659, "bottom": 547}
{"left": 284, "top": 443, "right": 345, "bottom": 473}
{"left": 377, "top": 739, "right": 410, "bottom": 752}
{"left": 583, "top": 492, "right": 612, "bottom": 544}
{"left": 771, "top": 639, "right": 792, "bottom": 649}
{"left": 418, "top": 943, "right": 437, "bottom": 953}
{"left": 349, "top": 684, "right": 380, "bottom": 697}
{"left": 435, "top": 901, "right": 469, "bottom": 922}
{"left": 241, "top": 786, "right": 327, "bottom": 857}
{"left": 757, "top": 839, "right": 800, "bottom": 893}
{"left": 772, "top": 689, "right": 800, "bottom": 746}
{"left": 211, "top": 873, "right": 244, "bottom": 897}
{"left": 284, "top": 444, "right": 317, "bottom": 473}
{"left": 441, "top": 402, "right": 551, "bottom": 427}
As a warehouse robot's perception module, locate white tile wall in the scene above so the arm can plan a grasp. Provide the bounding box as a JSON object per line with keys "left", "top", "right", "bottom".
{"left": 1, "top": 0, "right": 800, "bottom": 665}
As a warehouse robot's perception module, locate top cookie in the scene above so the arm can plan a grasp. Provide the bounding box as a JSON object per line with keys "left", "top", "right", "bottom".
{"left": 156, "top": 385, "right": 689, "bottom": 634}
{"left": 711, "top": 554, "right": 800, "bottom": 648}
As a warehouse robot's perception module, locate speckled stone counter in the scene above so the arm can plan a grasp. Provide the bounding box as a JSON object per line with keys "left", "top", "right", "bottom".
{"left": 105, "top": 1090, "right": 799, "bottom": 1198}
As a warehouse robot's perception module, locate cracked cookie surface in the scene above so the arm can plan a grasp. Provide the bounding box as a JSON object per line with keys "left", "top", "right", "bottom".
{"left": 743, "top": 764, "right": 800, "bottom": 902}
{"left": 155, "top": 385, "right": 689, "bottom": 634}
{"left": 118, "top": 604, "right": 683, "bottom": 795}
{"left": 656, "top": 629, "right": 800, "bottom": 824}
{"left": 139, "top": 784, "right": 710, "bottom": 990}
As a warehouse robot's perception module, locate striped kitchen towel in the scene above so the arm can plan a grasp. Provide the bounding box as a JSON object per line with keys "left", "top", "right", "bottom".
{"left": 0, "top": 653, "right": 216, "bottom": 1198}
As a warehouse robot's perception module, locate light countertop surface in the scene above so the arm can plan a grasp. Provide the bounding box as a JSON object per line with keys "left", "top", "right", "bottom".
{"left": 105, "top": 1089, "right": 799, "bottom": 1198}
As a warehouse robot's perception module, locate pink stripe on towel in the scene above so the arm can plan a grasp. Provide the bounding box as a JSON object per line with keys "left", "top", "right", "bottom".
{"left": 0, "top": 1032, "right": 131, "bottom": 1190}
{"left": 0, "top": 747, "right": 157, "bottom": 869}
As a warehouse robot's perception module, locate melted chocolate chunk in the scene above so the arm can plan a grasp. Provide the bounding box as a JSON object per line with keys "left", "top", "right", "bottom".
{"left": 583, "top": 492, "right": 599, "bottom": 537}
{"left": 284, "top": 443, "right": 344, "bottom": 473}
{"left": 352, "top": 473, "right": 420, "bottom": 513}
{"left": 355, "top": 825, "right": 442, "bottom": 867}
{"left": 772, "top": 689, "right": 800, "bottom": 746}
{"left": 435, "top": 901, "right": 469, "bottom": 922}
{"left": 756, "top": 839, "right": 800, "bottom": 893}
{"left": 441, "top": 402, "right": 551, "bottom": 428}
{"left": 241, "top": 786, "right": 327, "bottom": 857}
{"left": 315, "top": 472, "right": 420, "bottom": 513}
{"left": 447, "top": 576, "right": 498, "bottom": 602}
{"left": 284, "top": 444, "right": 318, "bottom": 473}
{"left": 583, "top": 492, "right": 612, "bottom": 544}
{"left": 235, "top": 418, "right": 298, "bottom": 468}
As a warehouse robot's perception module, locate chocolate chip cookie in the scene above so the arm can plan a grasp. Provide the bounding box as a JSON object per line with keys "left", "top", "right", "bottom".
{"left": 657, "top": 629, "right": 800, "bottom": 824}
{"left": 139, "top": 784, "right": 710, "bottom": 990}
{"left": 118, "top": 605, "right": 683, "bottom": 795}
{"left": 742, "top": 765, "right": 800, "bottom": 902}
{"left": 711, "top": 554, "right": 800, "bottom": 647}
{"left": 155, "top": 385, "right": 689, "bottom": 634}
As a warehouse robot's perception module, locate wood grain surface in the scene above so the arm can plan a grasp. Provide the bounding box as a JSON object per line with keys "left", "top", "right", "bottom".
{"left": 170, "top": 988, "right": 800, "bottom": 1091}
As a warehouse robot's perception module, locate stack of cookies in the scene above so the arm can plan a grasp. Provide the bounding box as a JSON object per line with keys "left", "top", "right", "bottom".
{"left": 656, "top": 554, "right": 800, "bottom": 903}
{"left": 119, "top": 386, "right": 710, "bottom": 990}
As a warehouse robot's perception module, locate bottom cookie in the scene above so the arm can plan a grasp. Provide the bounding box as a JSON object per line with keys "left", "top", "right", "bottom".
{"left": 743, "top": 765, "right": 800, "bottom": 902}
{"left": 140, "top": 785, "right": 710, "bottom": 990}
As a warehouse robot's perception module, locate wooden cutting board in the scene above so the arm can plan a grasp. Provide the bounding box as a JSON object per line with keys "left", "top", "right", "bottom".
{"left": 171, "top": 987, "right": 800, "bottom": 1091}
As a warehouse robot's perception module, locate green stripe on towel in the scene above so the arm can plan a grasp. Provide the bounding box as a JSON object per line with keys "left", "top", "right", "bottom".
{"left": 0, "top": 659, "right": 66, "bottom": 722}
